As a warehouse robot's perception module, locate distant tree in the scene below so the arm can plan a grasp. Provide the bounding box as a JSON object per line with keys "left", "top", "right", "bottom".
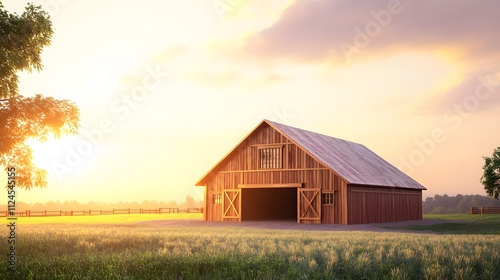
{"left": 86, "top": 201, "right": 101, "bottom": 210}
{"left": 0, "top": 2, "right": 79, "bottom": 190}
{"left": 129, "top": 201, "right": 141, "bottom": 209}
{"left": 166, "top": 200, "right": 178, "bottom": 208}
{"left": 430, "top": 206, "right": 447, "bottom": 214}
{"left": 16, "top": 201, "right": 31, "bottom": 211}
{"left": 62, "top": 200, "right": 80, "bottom": 210}
{"left": 423, "top": 194, "right": 500, "bottom": 214}
{"left": 44, "top": 200, "right": 61, "bottom": 211}
{"left": 142, "top": 200, "right": 160, "bottom": 209}
{"left": 481, "top": 147, "right": 500, "bottom": 199}
{"left": 185, "top": 195, "right": 196, "bottom": 208}
{"left": 32, "top": 202, "right": 44, "bottom": 211}
{"left": 456, "top": 196, "right": 471, "bottom": 213}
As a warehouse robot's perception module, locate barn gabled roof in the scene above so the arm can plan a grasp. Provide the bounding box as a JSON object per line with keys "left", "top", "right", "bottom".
{"left": 196, "top": 119, "right": 426, "bottom": 190}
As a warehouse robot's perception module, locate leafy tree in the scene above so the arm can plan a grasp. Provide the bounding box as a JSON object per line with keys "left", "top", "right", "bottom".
{"left": 185, "top": 195, "right": 196, "bottom": 208}
{"left": 0, "top": 2, "right": 79, "bottom": 189}
{"left": 481, "top": 147, "right": 500, "bottom": 199}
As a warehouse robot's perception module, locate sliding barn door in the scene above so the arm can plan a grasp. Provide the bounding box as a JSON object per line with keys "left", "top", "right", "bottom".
{"left": 298, "top": 188, "right": 321, "bottom": 223}
{"left": 222, "top": 189, "right": 241, "bottom": 221}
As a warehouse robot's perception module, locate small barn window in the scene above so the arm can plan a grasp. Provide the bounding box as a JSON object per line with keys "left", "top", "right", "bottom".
{"left": 212, "top": 193, "right": 221, "bottom": 205}
{"left": 322, "top": 193, "right": 334, "bottom": 205}
{"left": 258, "top": 146, "right": 282, "bottom": 169}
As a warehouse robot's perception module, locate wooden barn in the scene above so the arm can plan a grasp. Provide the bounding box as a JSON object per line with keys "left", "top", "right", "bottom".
{"left": 195, "top": 120, "right": 426, "bottom": 224}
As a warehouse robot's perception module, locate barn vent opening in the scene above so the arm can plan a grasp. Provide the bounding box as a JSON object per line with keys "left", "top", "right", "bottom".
{"left": 241, "top": 187, "right": 297, "bottom": 221}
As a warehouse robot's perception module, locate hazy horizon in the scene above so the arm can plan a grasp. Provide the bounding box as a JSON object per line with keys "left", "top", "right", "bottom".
{"left": 1, "top": 0, "right": 499, "bottom": 204}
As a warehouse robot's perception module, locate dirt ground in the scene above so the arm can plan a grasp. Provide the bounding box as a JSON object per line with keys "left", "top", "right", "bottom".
{"left": 136, "top": 219, "right": 459, "bottom": 233}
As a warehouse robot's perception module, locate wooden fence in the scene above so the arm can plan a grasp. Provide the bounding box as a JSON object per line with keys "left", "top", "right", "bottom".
{"left": 0, "top": 207, "right": 203, "bottom": 217}
{"left": 471, "top": 206, "right": 500, "bottom": 214}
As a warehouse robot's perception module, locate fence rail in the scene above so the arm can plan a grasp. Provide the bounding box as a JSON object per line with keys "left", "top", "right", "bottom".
{"left": 471, "top": 206, "right": 500, "bottom": 214}
{"left": 0, "top": 207, "right": 203, "bottom": 217}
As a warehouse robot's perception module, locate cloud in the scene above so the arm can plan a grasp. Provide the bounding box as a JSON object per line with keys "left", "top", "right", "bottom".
{"left": 240, "top": 0, "right": 500, "bottom": 112}
{"left": 244, "top": 0, "right": 500, "bottom": 64}
{"left": 424, "top": 68, "right": 500, "bottom": 114}
{"left": 151, "top": 43, "right": 291, "bottom": 89}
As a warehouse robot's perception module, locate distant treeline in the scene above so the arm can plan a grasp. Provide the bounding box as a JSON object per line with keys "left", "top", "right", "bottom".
{"left": 423, "top": 194, "right": 500, "bottom": 214}
{"left": 1, "top": 195, "right": 203, "bottom": 212}
{"left": 4, "top": 194, "right": 499, "bottom": 214}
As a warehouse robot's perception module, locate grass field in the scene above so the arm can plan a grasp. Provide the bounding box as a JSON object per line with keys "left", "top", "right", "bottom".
{"left": 390, "top": 214, "right": 500, "bottom": 235}
{"left": 1, "top": 214, "right": 499, "bottom": 279}
{"left": 11, "top": 213, "right": 203, "bottom": 225}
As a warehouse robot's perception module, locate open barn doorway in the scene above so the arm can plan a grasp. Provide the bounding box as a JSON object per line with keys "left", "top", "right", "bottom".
{"left": 240, "top": 187, "right": 298, "bottom": 221}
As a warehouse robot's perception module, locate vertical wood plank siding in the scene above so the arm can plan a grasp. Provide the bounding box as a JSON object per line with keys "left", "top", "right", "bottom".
{"left": 347, "top": 185, "right": 422, "bottom": 224}
{"left": 204, "top": 124, "right": 348, "bottom": 223}
{"left": 203, "top": 123, "right": 422, "bottom": 224}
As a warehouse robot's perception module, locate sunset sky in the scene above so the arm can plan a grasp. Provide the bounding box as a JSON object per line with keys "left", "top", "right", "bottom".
{"left": 1, "top": 0, "right": 499, "bottom": 204}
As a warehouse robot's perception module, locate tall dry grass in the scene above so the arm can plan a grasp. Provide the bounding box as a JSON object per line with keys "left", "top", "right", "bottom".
{"left": 1, "top": 224, "right": 499, "bottom": 279}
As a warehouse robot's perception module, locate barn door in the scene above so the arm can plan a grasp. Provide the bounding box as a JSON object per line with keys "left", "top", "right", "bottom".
{"left": 222, "top": 189, "right": 241, "bottom": 221}
{"left": 298, "top": 188, "right": 321, "bottom": 223}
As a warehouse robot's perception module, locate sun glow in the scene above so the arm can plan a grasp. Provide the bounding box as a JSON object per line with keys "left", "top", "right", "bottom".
{"left": 29, "top": 139, "right": 63, "bottom": 171}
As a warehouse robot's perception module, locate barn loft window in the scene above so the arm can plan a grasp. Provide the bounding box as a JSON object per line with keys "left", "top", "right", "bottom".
{"left": 212, "top": 193, "right": 221, "bottom": 205}
{"left": 258, "top": 146, "right": 282, "bottom": 169}
{"left": 322, "top": 193, "right": 334, "bottom": 205}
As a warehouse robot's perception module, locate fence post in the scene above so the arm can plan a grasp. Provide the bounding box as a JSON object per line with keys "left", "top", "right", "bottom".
{"left": 481, "top": 206, "right": 484, "bottom": 214}
{"left": 44, "top": 210, "right": 46, "bottom": 217}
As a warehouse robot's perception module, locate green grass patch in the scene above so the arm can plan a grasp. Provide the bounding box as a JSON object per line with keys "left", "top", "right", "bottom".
{"left": 6, "top": 213, "right": 202, "bottom": 225}
{"left": 1, "top": 224, "right": 499, "bottom": 279}
{"left": 424, "top": 213, "right": 500, "bottom": 222}
{"left": 390, "top": 214, "right": 500, "bottom": 234}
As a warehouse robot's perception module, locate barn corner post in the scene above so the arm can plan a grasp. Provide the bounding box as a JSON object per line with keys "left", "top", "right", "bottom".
{"left": 202, "top": 185, "right": 207, "bottom": 221}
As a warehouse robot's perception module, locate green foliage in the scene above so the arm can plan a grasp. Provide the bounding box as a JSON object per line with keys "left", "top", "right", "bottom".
{"left": 0, "top": 96, "right": 80, "bottom": 191}
{"left": 481, "top": 147, "right": 500, "bottom": 199}
{"left": 423, "top": 194, "right": 500, "bottom": 214}
{"left": 0, "top": 2, "right": 80, "bottom": 189}
{"left": 0, "top": 224, "right": 499, "bottom": 279}
{"left": 0, "top": 2, "right": 53, "bottom": 98}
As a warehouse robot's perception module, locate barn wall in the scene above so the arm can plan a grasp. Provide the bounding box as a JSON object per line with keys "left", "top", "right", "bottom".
{"left": 205, "top": 181, "right": 222, "bottom": 221}
{"left": 203, "top": 124, "right": 348, "bottom": 224}
{"left": 347, "top": 185, "right": 422, "bottom": 224}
